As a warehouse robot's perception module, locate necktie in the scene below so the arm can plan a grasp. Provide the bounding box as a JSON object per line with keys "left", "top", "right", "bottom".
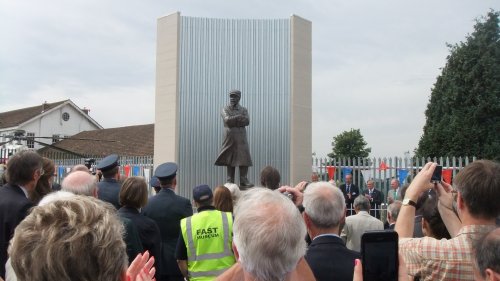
{"left": 347, "top": 185, "right": 350, "bottom": 193}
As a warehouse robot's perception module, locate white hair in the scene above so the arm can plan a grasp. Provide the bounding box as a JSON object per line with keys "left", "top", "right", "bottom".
{"left": 62, "top": 171, "right": 97, "bottom": 196}
{"left": 303, "top": 181, "right": 346, "bottom": 228}
{"left": 233, "top": 188, "right": 306, "bottom": 281}
{"left": 38, "top": 191, "right": 76, "bottom": 206}
{"left": 224, "top": 183, "right": 241, "bottom": 204}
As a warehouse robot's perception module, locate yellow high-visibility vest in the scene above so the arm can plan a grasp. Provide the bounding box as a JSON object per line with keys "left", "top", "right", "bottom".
{"left": 181, "top": 210, "right": 235, "bottom": 281}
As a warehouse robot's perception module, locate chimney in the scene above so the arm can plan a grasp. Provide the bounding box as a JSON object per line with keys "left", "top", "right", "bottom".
{"left": 82, "top": 107, "right": 90, "bottom": 115}
{"left": 41, "top": 101, "right": 48, "bottom": 113}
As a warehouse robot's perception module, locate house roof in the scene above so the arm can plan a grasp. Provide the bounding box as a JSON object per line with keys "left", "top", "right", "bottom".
{"left": 0, "top": 100, "right": 67, "bottom": 129}
{"left": 0, "top": 100, "right": 102, "bottom": 130}
{"left": 38, "top": 124, "right": 154, "bottom": 157}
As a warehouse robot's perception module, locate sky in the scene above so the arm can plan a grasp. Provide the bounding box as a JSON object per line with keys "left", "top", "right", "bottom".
{"left": 0, "top": 0, "right": 498, "bottom": 158}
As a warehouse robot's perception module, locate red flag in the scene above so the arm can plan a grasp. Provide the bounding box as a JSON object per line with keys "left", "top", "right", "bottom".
{"left": 124, "top": 165, "right": 131, "bottom": 177}
{"left": 326, "top": 166, "right": 336, "bottom": 180}
{"left": 379, "top": 161, "right": 388, "bottom": 171}
{"left": 442, "top": 169, "right": 453, "bottom": 184}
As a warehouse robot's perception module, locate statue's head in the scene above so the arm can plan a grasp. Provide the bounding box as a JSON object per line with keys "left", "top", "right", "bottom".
{"left": 229, "top": 90, "right": 241, "bottom": 106}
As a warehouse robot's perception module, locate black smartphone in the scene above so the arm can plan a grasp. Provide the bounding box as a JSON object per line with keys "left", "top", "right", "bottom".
{"left": 431, "top": 165, "right": 442, "bottom": 183}
{"left": 361, "top": 231, "right": 398, "bottom": 281}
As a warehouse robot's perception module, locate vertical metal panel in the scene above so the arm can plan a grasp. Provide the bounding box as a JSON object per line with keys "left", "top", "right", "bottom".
{"left": 177, "top": 17, "right": 291, "bottom": 198}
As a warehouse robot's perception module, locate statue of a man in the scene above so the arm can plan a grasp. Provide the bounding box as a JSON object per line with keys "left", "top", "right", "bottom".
{"left": 215, "top": 90, "right": 253, "bottom": 188}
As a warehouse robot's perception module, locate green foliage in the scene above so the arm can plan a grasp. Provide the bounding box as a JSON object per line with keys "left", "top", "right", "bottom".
{"left": 416, "top": 11, "right": 500, "bottom": 160}
{"left": 328, "top": 129, "right": 371, "bottom": 159}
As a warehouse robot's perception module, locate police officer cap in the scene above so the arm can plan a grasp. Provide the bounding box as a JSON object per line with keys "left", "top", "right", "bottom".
{"left": 95, "top": 154, "right": 119, "bottom": 171}
{"left": 150, "top": 176, "right": 160, "bottom": 188}
{"left": 193, "top": 184, "right": 213, "bottom": 202}
{"left": 229, "top": 89, "right": 241, "bottom": 97}
{"left": 154, "top": 162, "right": 178, "bottom": 180}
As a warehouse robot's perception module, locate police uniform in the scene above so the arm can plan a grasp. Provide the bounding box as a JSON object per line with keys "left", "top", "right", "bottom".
{"left": 142, "top": 162, "right": 193, "bottom": 281}
{"left": 96, "top": 154, "right": 121, "bottom": 209}
{"left": 176, "top": 185, "right": 235, "bottom": 281}
{"left": 150, "top": 176, "right": 161, "bottom": 194}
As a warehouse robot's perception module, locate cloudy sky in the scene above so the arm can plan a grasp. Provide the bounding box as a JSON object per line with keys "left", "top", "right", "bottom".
{"left": 0, "top": 0, "right": 498, "bottom": 158}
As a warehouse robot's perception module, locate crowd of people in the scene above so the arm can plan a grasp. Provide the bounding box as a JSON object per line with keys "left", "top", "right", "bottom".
{"left": 0, "top": 150, "right": 499, "bottom": 281}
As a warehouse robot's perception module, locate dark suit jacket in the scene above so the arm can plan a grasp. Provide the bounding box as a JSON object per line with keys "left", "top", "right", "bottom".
{"left": 339, "top": 183, "right": 359, "bottom": 206}
{"left": 305, "top": 235, "right": 360, "bottom": 281}
{"left": 97, "top": 178, "right": 121, "bottom": 209}
{"left": 119, "top": 206, "right": 161, "bottom": 275}
{"left": 119, "top": 216, "right": 144, "bottom": 264}
{"left": 0, "top": 184, "right": 34, "bottom": 278}
{"left": 362, "top": 188, "right": 383, "bottom": 218}
{"left": 142, "top": 188, "right": 193, "bottom": 278}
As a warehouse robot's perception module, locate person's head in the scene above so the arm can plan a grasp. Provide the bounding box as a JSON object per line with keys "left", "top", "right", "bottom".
{"left": 96, "top": 154, "right": 120, "bottom": 180}
{"left": 311, "top": 172, "right": 319, "bottom": 182}
{"left": 303, "top": 182, "right": 346, "bottom": 236}
{"left": 474, "top": 228, "right": 500, "bottom": 281}
{"left": 6, "top": 150, "right": 43, "bottom": 188}
{"left": 390, "top": 179, "right": 399, "bottom": 190}
{"left": 119, "top": 177, "right": 148, "bottom": 209}
{"left": 9, "top": 195, "right": 127, "bottom": 281}
{"left": 62, "top": 171, "right": 98, "bottom": 197}
{"left": 366, "top": 180, "right": 374, "bottom": 190}
{"left": 193, "top": 184, "right": 213, "bottom": 208}
{"left": 224, "top": 183, "right": 241, "bottom": 204}
{"left": 150, "top": 176, "right": 161, "bottom": 194}
{"left": 154, "top": 162, "right": 178, "bottom": 188}
{"left": 400, "top": 183, "right": 410, "bottom": 200}
{"left": 353, "top": 195, "right": 370, "bottom": 212}
{"left": 40, "top": 157, "right": 55, "bottom": 184}
{"left": 453, "top": 160, "right": 500, "bottom": 220}
{"left": 30, "top": 157, "right": 56, "bottom": 203}
{"left": 233, "top": 188, "right": 306, "bottom": 281}
{"left": 229, "top": 90, "right": 241, "bottom": 106}
{"left": 387, "top": 201, "right": 402, "bottom": 224}
{"left": 345, "top": 174, "right": 353, "bottom": 184}
{"left": 421, "top": 194, "right": 451, "bottom": 239}
{"left": 259, "top": 166, "right": 281, "bottom": 190}
{"left": 213, "top": 185, "right": 233, "bottom": 212}
{"left": 71, "top": 164, "right": 90, "bottom": 173}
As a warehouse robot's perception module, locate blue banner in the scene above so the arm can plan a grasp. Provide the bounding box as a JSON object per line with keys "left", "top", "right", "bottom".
{"left": 132, "top": 166, "right": 141, "bottom": 176}
{"left": 398, "top": 169, "right": 409, "bottom": 184}
{"left": 342, "top": 167, "right": 353, "bottom": 182}
{"left": 58, "top": 166, "right": 65, "bottom": 176}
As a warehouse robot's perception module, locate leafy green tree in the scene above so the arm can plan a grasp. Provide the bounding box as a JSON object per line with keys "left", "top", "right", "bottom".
{"left": 328, "top": 129, "right": 371, "bottom": 159}
{"left": 416, "top": 11, "right": 500, "bottom": 160}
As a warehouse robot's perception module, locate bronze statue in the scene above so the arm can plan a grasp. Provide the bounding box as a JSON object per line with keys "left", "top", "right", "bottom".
{"left": 215, "top": 90, "right": 253, "bottom": 189}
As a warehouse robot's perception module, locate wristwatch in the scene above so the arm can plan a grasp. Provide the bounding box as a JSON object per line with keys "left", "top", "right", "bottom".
{"left": 402, "top": 198, "right": 417, "bottom": 207}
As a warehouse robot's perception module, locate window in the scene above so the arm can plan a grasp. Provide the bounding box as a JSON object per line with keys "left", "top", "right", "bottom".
{"left": 62, "top": 112, "right": 70, "bottom": 121}
{"left": 26, "top": 132, "right": 35, "bottom": 149}
{"left": 52, "top": 134, "right": 60, "bottom": 144}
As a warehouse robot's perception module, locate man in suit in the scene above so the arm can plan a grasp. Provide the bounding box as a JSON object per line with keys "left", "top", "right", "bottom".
{"left": 96, "top": 154, "right": 121, "bottom": 209}
{"left": 362, "top": 179, "right": 383, "bottom": 218}
{"left": 387, "top": 179, "right": 401, "bottom": 204}
{"left": 303, "top": 182, "right": 360, "bottom": 281}
{"left": 143, "top": 162, "right": 193, "bottom": 281}
{"left": 340, "top": 195, "right": 384, "bottom": 252}
{"left": 339, "top": 174, "right": 359, "bottom": 215}
{"left": 0, "top": 150, "right": 43, "bottom": 279}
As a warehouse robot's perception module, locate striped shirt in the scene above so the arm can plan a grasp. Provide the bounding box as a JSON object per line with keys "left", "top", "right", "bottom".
{"left": 399, "top": 224, "right": 496, "bottom": 281}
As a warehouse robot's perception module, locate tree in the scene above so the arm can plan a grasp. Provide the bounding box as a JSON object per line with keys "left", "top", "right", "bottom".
{"left": 416, "top": 11, "right": 500, "bottom": 160}
{"left": 328, "top": 129, "right": 371, "bottom": 159}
